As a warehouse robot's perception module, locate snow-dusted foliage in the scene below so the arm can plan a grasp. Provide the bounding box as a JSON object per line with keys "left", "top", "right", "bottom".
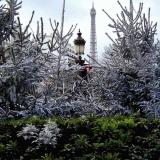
{"left": 17, "top": 120, "right": 61, "bottom": 147}
{"left": 17, "top": 124, "right": 39, "bottom": 140}
{"left": 0, "top": 0, "right": 92, "bottom": 120}
{"left": 32, "top": 120, "right": 61, "bottom": 147}
{"left": 0, "top": 10, "right": 54, "bottom": 119}
{"left": 1, "top": 0, "right": 160, "bottom": 120}
{"left": 72, "top": 66, "right": 130, "bottom": 117}
{"left": 0, "top": 0, "right": 24, "bottom": 119}
{"left": 0, "top": 0, "right": 61, "bottom": 119}
{"left": 101, "top": 0, "right": 160, "bottom": 118}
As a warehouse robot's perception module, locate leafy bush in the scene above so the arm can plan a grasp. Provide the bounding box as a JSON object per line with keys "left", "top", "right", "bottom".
{"left": 0, "top": 116, "right": 160, "bottom": 159}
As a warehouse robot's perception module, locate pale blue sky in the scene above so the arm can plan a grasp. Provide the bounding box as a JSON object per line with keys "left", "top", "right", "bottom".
{"left": 1, "top": 0, "right": 160, "bottom": 59}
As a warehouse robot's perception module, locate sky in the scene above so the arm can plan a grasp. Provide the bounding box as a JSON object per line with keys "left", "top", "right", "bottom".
{"left": 1, "top": 0, "right": 160, "bottom": 60}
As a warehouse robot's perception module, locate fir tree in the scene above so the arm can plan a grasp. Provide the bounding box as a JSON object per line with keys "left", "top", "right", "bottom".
{"left": 102, "top": 0, "right": 160, "bottom": 118}
{"left": 0, "top": 0, "right": 79, "bottom": 119}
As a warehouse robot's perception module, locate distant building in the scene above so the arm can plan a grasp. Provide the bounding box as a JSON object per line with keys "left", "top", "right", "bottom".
{"left": 65, "top": 43, "right": 77, "bottom": 65}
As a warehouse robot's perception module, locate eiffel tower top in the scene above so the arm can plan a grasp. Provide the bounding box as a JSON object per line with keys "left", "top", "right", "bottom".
{"left": 90, "top": 0, "right": 96, "bottom": 15}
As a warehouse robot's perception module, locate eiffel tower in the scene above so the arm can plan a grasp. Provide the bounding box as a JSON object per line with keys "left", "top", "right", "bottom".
{"left": 90, "top": 0, "right": 98, "bottom": 65}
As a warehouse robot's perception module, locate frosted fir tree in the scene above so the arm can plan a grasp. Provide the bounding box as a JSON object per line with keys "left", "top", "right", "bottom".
{"left": 0, "top": 0, "right": 81, "bottom": 120}
{"left": 46, "top": 0, "right": 77, "bottom": 95}
{"left": 0, "top": 0, "right": 25, "bottom": 119}
{"left": 0, "top": 0, "right": 59, "bottom": 119}
{"left": 102, "top": 0, "right": 160, "bottom": 118}
{"left": 37, "top": 0, "right": 81, "bottom": 119}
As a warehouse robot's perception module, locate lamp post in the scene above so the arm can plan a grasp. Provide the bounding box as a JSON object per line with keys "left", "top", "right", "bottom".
{"left": 74, "top": 29, "right": 86, "bottom": 55}
{"left": 74, "top": 29, "right": 91, "bottom": 78}
{"left": 74, "top": 29, "right": 86, "bottom": 65}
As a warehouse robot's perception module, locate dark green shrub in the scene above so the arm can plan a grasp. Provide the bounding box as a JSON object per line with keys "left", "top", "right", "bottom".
{"left": 0, "top": 116, "right": 160, "bottom": 159}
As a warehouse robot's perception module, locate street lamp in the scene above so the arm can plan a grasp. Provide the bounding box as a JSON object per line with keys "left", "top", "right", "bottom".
{"left": 74, "top": 29, "right": 86, "bottom": 56}
{"left": 74, "top": 29, "right": 86, "bottom": 66}
{"left": 74, "top": 29, "right": 91, "bottom": 78}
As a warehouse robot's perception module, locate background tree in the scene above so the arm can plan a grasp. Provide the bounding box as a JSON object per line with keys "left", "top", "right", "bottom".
{"left": 101, "top": 0, "right": 160, "bottom": 118}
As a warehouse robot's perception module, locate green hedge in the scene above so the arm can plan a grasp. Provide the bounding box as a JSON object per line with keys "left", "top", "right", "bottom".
{"left": 0, "top": 114, "right": 160, "bottom": 160}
